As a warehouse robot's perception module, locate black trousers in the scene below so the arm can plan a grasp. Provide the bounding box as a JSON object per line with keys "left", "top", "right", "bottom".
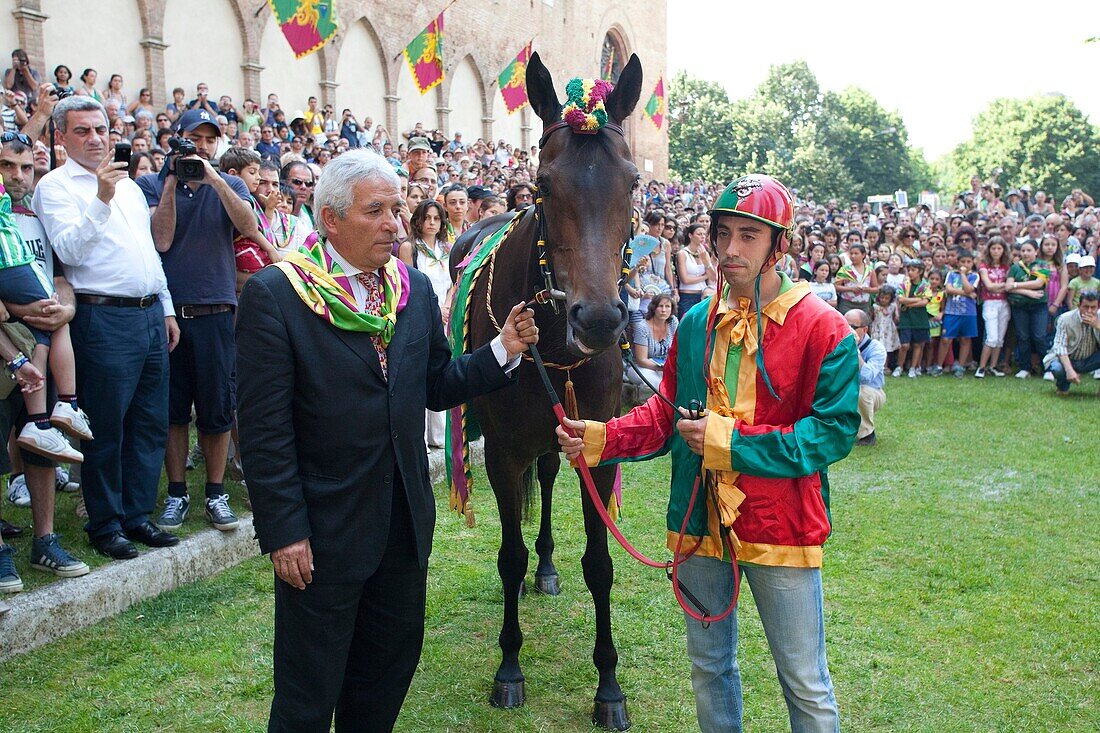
{"left": 70, "top": 303, "right": 169, "bottom": 539}
{"left": 268, "top": 481, "right": 427, "bottom": 733}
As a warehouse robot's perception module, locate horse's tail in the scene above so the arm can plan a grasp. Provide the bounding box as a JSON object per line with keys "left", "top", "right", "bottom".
{"left": 521, "top": 462, "right": 536, "bottom": 523}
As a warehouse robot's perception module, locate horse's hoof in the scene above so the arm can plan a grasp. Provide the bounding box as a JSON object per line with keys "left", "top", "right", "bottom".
{"left": 592, "top": 697, "right": 631, "bottom": 731}
{"left": 490, "top": 679, "right": 526, "bottom": 708}
{"left": 534, "top": 572, "right": 561, "bottom": 596}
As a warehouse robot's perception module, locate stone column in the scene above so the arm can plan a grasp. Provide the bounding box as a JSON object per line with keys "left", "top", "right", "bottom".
{"left": 383, "top": 94, "right": 399, "bottom": 141}
{"left": 319, "top": 79, "right": 338, "bottom": 109}
{"left": 11, "top": 3, "right": 48, "bottom": 75}
{"left": 140, "top": 37, "right": 169, "bottom": 106}
{"left": 481, "top": 115, "right": 494, "bottom": 144}
{"left": 436, "top": 105, "right": 451, "bottom": 136}
{"left": 520, "top": 106, "right": 533, "bottom": 151}
{"left": 240, "top": 61, "right": 264, "bottom": 104}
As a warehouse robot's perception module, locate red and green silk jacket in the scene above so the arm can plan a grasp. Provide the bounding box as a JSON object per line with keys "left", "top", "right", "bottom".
{"left": 580, "top": 275, "right": 859, "bottom": 567}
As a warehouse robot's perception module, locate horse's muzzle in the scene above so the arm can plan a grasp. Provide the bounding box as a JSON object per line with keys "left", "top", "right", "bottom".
{"left": 567, "top": 300, "right": 629, "bottom": 355}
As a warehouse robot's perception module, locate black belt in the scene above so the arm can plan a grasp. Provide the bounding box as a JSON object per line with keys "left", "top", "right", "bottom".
{"left": 177, "top": 304, "right": 233, "bottom": 319}
{"left": 76, "top": 293, "right": 160, "bottom": 308}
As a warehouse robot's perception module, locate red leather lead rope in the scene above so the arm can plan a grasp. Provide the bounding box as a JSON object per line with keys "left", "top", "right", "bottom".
{"left": 527, "top": 329, "right": 740, "bottom": 624}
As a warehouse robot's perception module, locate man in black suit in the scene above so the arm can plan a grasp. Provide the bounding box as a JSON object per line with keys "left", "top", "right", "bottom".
{"left": 237, "top": 149, "right": 537, "bottom": 733}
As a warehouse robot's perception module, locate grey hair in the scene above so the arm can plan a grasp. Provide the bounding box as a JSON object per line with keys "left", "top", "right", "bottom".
{"left": 314, "top": 148, "right": 400, "bottom": 237}
{"left": 53, "top": 95, "right": 108, "bottom": 133}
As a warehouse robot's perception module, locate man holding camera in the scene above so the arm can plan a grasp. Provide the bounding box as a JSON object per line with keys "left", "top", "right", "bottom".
{"left": 33, "top": 96, "right": 179, "bottom": 559}
{"left": 137, "top": 109, "right": 264, "bottom": 534}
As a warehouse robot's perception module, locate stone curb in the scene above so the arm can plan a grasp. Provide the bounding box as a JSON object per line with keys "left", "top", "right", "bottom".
{"left": 0, "top": 440, "right": 481, "bottom": 661}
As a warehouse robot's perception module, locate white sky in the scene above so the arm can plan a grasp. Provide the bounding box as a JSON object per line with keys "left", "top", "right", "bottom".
{"left": 667, "top": 0, "right": 1100, "bottom": 159}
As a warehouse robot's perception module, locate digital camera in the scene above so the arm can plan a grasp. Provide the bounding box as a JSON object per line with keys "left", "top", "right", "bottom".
{"left": 168, "top": 137, "right": 205, "bottom": 182}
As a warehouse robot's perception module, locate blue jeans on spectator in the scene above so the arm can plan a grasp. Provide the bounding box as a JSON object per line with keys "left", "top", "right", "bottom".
{"left": 1011, "top": 303, "right": 1048, "bottom": 372}
{"left": 1049, "top": 352, "right": 1100, "bottom": 392}
{"left": 679, "top": 555, "right": 839, "bottom": 733}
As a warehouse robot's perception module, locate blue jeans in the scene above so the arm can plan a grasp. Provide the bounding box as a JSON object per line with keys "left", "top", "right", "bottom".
{"left": 679, "top": 555, "right": 839, "bottom": 733}
{"left": 1049, "top": 351, "right": 1100, "bottom": 392}
{"left": 1010, "top": 303, "right": 1048, "bottom": 372}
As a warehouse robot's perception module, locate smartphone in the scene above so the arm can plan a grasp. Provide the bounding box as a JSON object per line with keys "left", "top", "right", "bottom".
{"left": 113, "top": 142, "right": 131, "bottom": 166}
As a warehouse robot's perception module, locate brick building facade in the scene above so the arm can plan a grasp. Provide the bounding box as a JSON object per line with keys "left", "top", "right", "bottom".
{"left": 2, "top": 0, "right": 668, "bottom": 177}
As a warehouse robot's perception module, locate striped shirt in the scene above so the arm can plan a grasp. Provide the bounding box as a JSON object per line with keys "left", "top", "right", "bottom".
{"left": 0, "top": 178, "right": 36, "bottom": 269}
{"left": 1046, "top": 309, "right": 1100, "bottom": 365}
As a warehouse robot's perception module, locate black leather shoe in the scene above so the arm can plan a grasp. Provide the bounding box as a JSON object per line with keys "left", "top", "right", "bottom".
{"left": 90, "top": 532, "right": 139, "bottom": 559}
{"left": 0, "top": 519, "right": 24, "bottom": 539}
{"left": 125, "top": 521, "right": 180, "bottom": 548}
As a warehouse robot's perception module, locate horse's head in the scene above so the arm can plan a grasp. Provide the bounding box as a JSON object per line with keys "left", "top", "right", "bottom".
{"left": 527, "top": 51, "right": 643, "bottom": 356}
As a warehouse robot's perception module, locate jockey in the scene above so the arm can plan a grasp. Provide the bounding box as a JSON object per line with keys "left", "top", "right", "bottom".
{"left": 558, "top": 173, "right": 859, "bottom": 733}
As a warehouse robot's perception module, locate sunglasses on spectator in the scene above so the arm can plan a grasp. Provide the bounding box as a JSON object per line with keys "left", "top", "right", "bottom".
{"left": 900, "top": 233, "right": 914, "bottom": 239}
{"left": 1, "top": 131, "right": 32, "bottom": 145}
{"left": 957, "top": 236, "right": 973, "bottom": 242}
{"left": 289, "top": 178, "right": 314, "bottom": 188}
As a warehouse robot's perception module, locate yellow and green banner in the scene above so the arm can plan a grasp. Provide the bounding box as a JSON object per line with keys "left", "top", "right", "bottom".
{"left": 498, "top": 42, "right": 532, "bottom": 114}
{"left": 267, "top": 0, "right": 338, "bottom": 59}
{"left": 404, "top": 13, "right": 445, "bottom": 95}
{"left": 645, "top": 74, "right": 665, "bottom": 129}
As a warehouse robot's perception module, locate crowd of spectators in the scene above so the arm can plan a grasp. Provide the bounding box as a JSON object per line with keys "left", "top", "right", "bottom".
{"left": 624, "top": 178, "right": 1100, "bottom": 399}
{"left": 1, "top": 45, "right": 1098, "bottom": 608}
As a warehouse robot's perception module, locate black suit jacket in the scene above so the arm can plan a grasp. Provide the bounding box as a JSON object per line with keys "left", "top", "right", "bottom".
{"left": 237, "top": 265, "right": 513, "bottom": 583}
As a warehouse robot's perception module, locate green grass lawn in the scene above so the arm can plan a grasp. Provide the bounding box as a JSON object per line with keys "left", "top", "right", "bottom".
{"left": 1, "top": 376, "right": 1097, "bottom": 732}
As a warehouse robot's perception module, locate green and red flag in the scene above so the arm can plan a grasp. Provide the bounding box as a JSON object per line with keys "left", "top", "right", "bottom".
{"left": 404, "top": 13, "right": 445, "bottom": 95}
{"left": 497, "top": 41, "right": 532, "bottom": 114}
{"left": 267, "top": 0, "right": 339, "bottom": 59}
{"left": 645, "top": 74, "right": 665, "bottom": 129}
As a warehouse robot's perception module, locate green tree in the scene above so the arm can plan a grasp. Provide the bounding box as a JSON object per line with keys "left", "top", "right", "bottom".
{"left": 667, "top": 71, "right": 740, "bottom": 183}
{"left": 668, "top": 63, "right": 933, "bottom": 202}
{"left": 819, "top": 87, "right": 917, "bottom": 200}
{"left": 945, "top": 95, "right": 1100, "bottom": 197}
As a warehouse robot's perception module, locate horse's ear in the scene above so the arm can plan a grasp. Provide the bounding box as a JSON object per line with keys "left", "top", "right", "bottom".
{"left": 526, "top": 51, "right": 561, "bottom": 125}
{"left": 605, "top": 54, "right": 643, "bottom": 125}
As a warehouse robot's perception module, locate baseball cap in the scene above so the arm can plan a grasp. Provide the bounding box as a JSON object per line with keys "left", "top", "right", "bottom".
{"left": 175, "top": 109, "right": 219, "bottom": 133}
{"left": 1080, "top": 255, "right": 1096, "bottom": 268}
{"left": 289, "top": 110, "right": 306, "bottom": 125}
{"left": 466, "top": 185, "right": 492, "bottom": 201}
{"left": 121, "top": 114, "right": 136, "bottom": 124}
{"left": 1066, "top": 253, "right": 1082, "bottom": 265}
{"left": 408, "top": 136, "right": 432, "bottom": 153}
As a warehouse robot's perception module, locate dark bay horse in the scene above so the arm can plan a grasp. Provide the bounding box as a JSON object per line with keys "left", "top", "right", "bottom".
{"left": 449, "top": 52, "right": 643, "bottom": 730}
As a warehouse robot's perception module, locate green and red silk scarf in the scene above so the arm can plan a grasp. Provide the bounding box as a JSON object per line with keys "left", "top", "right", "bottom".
{"left": 274, "top": 233, "right": 410, "bottom": 340}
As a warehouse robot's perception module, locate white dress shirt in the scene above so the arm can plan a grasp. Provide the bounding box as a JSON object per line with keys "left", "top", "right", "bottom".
{"left": 31, "top": 158, "right": 174, "bottom": 317}
{"left": 324, "top": 243, "right": 519, "bottom": 371}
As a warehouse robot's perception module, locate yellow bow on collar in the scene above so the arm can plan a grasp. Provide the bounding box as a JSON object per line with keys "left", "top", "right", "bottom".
{"left": 715, "top": 296, "right": 760, "bottom": 355}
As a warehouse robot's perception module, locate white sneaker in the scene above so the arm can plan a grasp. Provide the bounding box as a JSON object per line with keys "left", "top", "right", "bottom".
{"left": 50, "top": 402, "right": 93, "bottom": 441}
{"left": 891, "top": 366, "right": 902, "bottom": 378}
{"left": 6, "top": 474, "right": 30, "bottom": 507}
{"left": 1015, "top": 370, "right": 1030, "bottom": 379}
{"left": 16, "top": 424, "right": 84, "bottom": 463}
{"left": 908, "top": 368, "right": 917, "bottom": 378}
{"left": 1093, "top": 369, "right": 1100, "bottom": 379}
{"left": 55, "top": 467, "right": 79, "bottom": 493}
{"left": 1042, "top": 371, "right": 1055, "bottom": 382}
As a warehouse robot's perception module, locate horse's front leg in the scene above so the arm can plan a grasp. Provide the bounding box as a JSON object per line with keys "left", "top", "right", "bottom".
{"left": 533, "top": 452, "right": 562, "bottom": 595}
{"left": 486, "top": 451, "right": 530, "bottom": 709}
{"left": 580, "top": 463, "right": 631, "bottom": 731}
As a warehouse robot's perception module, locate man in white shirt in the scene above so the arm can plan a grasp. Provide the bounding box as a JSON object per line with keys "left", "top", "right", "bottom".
{"left": 33, "top": 95, "right": 180, "bottom": 560}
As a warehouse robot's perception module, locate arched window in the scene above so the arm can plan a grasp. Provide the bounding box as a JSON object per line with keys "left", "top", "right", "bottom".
{"left": 600, "top": 32, "right": 625, "bottom": 83}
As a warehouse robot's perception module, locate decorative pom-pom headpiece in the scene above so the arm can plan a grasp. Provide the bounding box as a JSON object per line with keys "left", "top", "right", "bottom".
{"left": 561, "top": 78, "right": 613, "bottom": 133}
